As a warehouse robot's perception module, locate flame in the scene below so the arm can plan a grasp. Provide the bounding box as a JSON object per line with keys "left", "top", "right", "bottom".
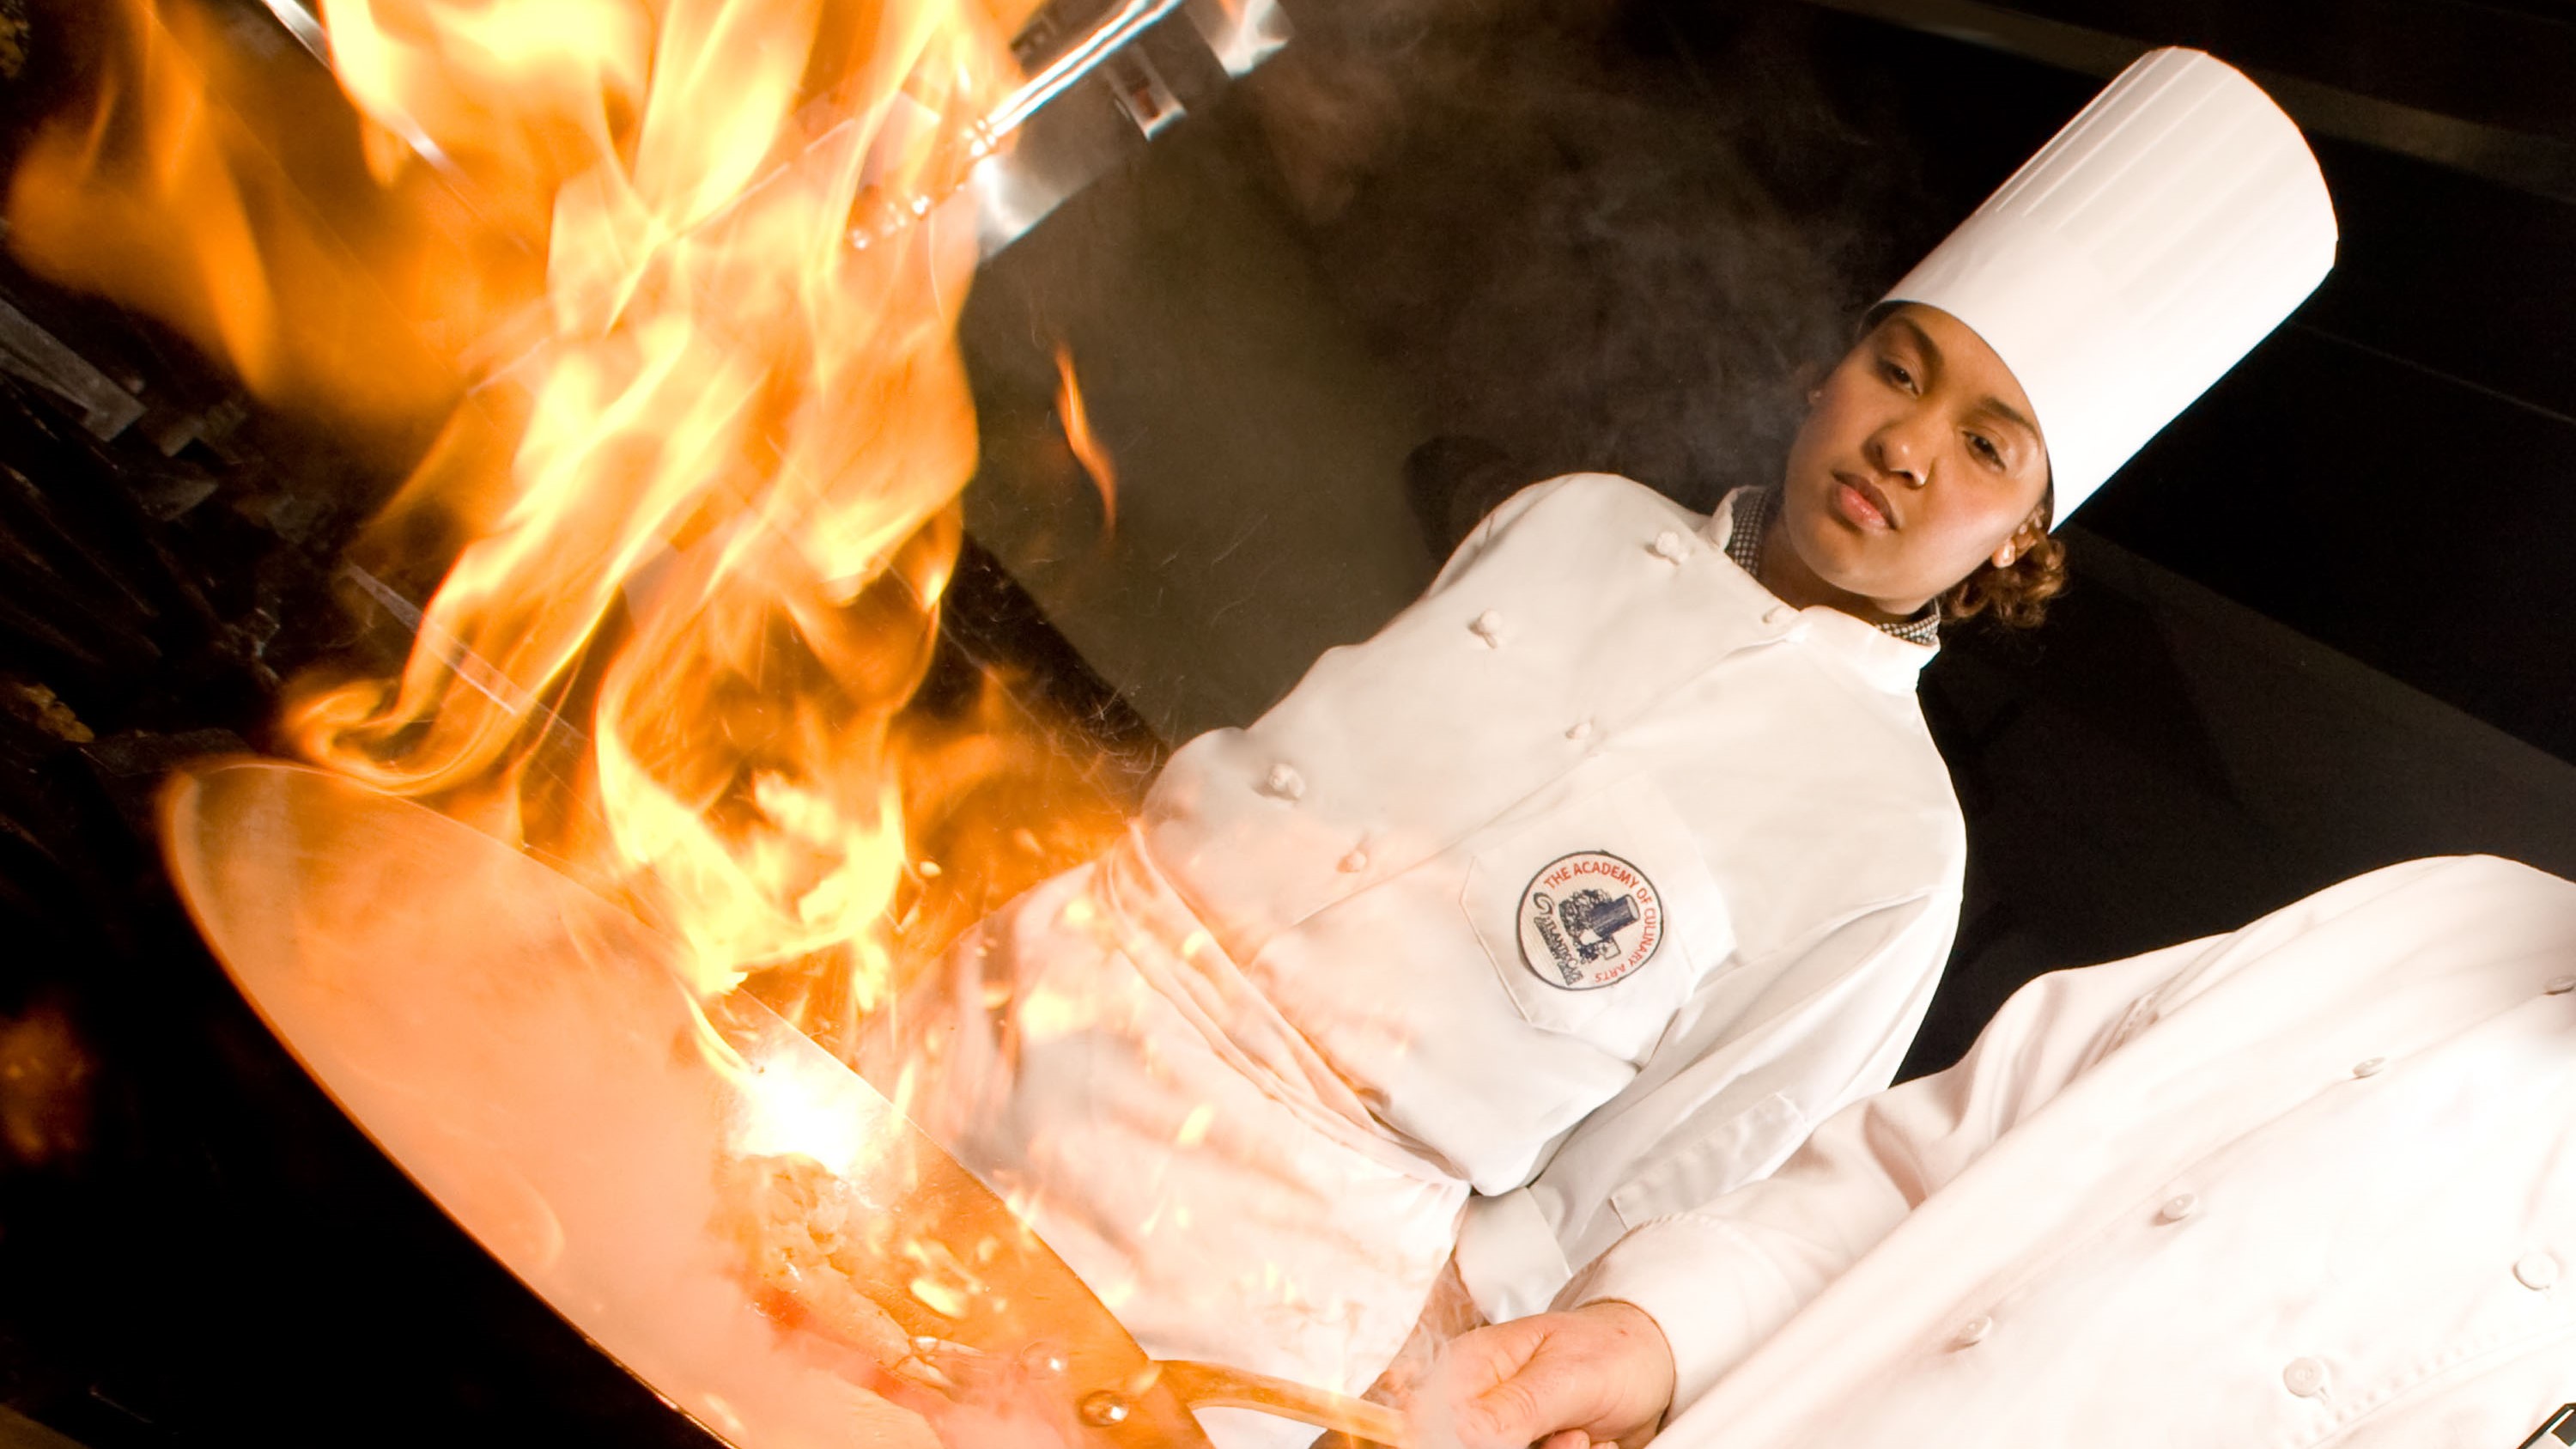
{"left": 285, "top": 0, "right": 1035, "bottom": 1023}
{"left": 14, "top": 0, "right": 1232, "bottom": 1411}
{"left": 0, "top": 995, "right": 93, "bottom": 1171}
{"left": 1051, "top": 344, "right": 1118, "bottom": 532}
{"left": 11, "top": 0, "right": 1142, "bottom": 1043}
{"left": 4, "top": 0, "right": 531, "bottom": 425}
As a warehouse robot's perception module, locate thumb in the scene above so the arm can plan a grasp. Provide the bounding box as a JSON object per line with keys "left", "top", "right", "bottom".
{"left": 1408, "top": 1304, "right": 1674, "bottom": 1449}
{"left": 1408, "top": 1318, "right": 1553, "bottom": 1448}
{"left": 1419, "top": 1314, "right": 1625, "bottom": 1449}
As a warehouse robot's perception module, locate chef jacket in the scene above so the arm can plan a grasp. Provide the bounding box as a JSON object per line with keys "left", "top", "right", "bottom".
{"left": 1135, "top": 472, "right": 1965, "bottom": 1322}
{"left": 1564, "top": 855, "right": 2576, "bottom": 1447}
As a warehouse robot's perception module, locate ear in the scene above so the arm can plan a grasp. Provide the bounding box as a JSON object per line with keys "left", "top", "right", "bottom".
{"left": 1789, "top": 359, "right": 1824, "bottom": 407}
{"left": 1991, "top": 512, "right": 2047, "bottom": 569}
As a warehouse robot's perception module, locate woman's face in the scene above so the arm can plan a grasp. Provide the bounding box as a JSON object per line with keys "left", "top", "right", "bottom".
{"left": 1775, "top": 304, "right": 2053, "bottom": 618}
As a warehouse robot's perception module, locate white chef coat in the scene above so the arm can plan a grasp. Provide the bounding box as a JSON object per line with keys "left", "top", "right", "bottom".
{"left": 871, "top": 473, "right": 1965, "bottom": 1428}
{"left": 1564, "top": 854, "right": 2576, "bottom": 1448}
{"left": 1147, "top": 476, "right": 1965, "bottom": 1315}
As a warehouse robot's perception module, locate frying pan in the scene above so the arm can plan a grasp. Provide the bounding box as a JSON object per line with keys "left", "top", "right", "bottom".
{"left": 161, "top": 759, "right": 1406, "bottom": 1449}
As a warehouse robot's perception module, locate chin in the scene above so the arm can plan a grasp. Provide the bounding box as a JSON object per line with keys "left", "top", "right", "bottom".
{"left": 1777, "top": 487, "right": 1868, "bottom": 573}
{"left": 1782, "top": 510, "right": 1929, "bottom": 611}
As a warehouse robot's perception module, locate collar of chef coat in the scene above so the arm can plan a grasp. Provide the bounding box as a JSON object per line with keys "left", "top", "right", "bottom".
{"left": 1698, "top": 486, "right": 1939, "bottom": 694}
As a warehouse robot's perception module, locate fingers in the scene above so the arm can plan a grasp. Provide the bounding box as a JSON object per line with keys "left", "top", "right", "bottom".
{"left": 1407, "top": 1316, "right": 1552, "bottom": 1448}
{"left": 1402, "top": 1304, "right": 1676, "bottom": 1449}
{"left": 1460, "top": 1360, "right": 1560, "bottom": 1447}
{"left": 1408, "top": 1314, "right": 1600, "bottom": 1449}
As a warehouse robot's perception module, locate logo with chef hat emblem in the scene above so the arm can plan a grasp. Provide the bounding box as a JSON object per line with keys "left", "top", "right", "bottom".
{"left": 1518, "top": 851, "right": 1662, "bottom": 990}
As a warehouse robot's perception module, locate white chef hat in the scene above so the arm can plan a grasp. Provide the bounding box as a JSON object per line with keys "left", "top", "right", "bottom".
{"left": 1881, "top": 47, "right": 2338, "bottom": 519}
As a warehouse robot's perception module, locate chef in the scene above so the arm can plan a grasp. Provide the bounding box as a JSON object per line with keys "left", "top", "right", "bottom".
{"left": 1412, "top": 854, "right": 2576, "bottom": 1449}
{"left": 860, "top": 46, "right": 2337, "bottom": 1446}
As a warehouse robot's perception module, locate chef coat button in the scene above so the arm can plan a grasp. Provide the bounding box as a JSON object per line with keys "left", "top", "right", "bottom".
{"left": 2351, "top": 1056, "right": 2386, "bottom": 1078}
{"left": 1338, "top": 849, "right": 1369, "bottom": 874}
{"left": 2516, "top": 1252, "right": 2561, "bottom": 1290}
{"left": 2156, "top": 1193, "right": 2198, "bottom": 1223}
{"left": 1469, "top": 610, "right": 1505, "bottom": 647}
{"left": 1649, "top": 529, "right": 1691, "bottom": 563}
{"left": 1948, "top": 1316, "right": 1992, "bottom": 1349}
{"left": 2548, "top": 975, "right": 2576, "bottom": 996}
{"left": 1260, "top": 764, "right": 1305, "bottom": 801}
{"left": 2281, "top": 1357, "right": 2328, "bottom": 1398}
{"left": 1565, "top": 720, "right": 1593, "bottom": 741}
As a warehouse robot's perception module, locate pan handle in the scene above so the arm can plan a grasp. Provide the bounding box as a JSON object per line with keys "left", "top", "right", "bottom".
{"left": 1154, "top": 1361, "right": 1411, "bottom": 1448}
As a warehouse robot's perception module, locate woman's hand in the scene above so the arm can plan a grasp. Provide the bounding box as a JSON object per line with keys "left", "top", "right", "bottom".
{"left": 1402, "top": 1300, "right": 1675, "bottom": 1449}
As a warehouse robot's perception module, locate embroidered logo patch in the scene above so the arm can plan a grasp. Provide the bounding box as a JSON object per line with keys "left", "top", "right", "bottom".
{"left": 1518, "top": 851, "right": 1662, "bottom": 990}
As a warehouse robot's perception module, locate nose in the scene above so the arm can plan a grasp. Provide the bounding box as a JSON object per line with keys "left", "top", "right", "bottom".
{"left": 1868, "top": 414, "right": 1935, "bottom": 489}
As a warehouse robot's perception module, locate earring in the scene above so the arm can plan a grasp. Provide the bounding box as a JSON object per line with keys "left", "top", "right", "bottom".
{"left": 1994, "top": 547, "right": 2017, "bottom": 568}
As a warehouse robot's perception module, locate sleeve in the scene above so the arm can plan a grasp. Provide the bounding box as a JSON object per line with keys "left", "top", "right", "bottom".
{"left": 1454, "top": 884, "right": 1957, "bottom": 1322}
{"left": 1554, "top": 933, "right": 2225, "bottom": 1411}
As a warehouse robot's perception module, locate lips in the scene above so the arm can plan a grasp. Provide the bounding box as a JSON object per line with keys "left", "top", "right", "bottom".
{"left": 1831, "top": 472, "right": 1899, "bottom": 531}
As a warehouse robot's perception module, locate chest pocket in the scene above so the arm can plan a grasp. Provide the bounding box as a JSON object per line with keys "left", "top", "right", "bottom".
{"left": 1461, "top": 779, "right": 1731, "bottom": 1062}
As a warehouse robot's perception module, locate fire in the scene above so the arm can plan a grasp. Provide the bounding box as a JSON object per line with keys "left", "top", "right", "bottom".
{"left": 0, "top": 995, "right": 92, "bottom": 1171}
{"left": 1052, "top": 344, "right": 1118, "bottom": 533}
{"left": 10, "top": 0, "right": 1160, "bottom": 1041}
{"left": 297, "top": 0, "right": 1034, "bottom": 1015}
{"left": 9, "top": 0, "right": 1252, "bottom": 1428}
{"left": 4, "top": 0, "right": 532, "bottom": 426}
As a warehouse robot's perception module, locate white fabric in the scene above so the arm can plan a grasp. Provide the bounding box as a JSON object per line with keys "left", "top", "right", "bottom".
{"left": 1885, "top": 47, "right": 2338, "bottom": 515}
{"left": 870, "top": 475, "right": 1966, "bottom": 1428}
{"left": 873, "top": 842, "right": 1466, "bottom": 1449}
{"left": 1565, "top": 855, "right": 2576, "bottom": 1447}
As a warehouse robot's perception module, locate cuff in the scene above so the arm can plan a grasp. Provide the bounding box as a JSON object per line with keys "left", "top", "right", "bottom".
{"left": 1455, "top": 1186, "right": 1573, "bottom": 1323}
{"left": 1552, "top": 1215, "right": 1785, "bottom": 1416}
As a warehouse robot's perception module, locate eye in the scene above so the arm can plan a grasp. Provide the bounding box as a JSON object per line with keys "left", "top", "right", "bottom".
{"left": 1878, "top": 357, "right": 1917, "bottom": 393}
{"left": 1969, "top": 433, "right": 2005, "bottom": 469}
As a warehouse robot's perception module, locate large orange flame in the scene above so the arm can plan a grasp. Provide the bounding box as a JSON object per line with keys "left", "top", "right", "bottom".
{"left": 4, "top": 0, "right": 530, "bottom": 424}
{"left": 12, "top": 0, "right": 1135, "bottom": 1041}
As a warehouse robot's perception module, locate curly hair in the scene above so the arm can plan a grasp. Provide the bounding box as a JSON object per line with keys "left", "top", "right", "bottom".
{"left": 1939, "top": 485, "right": 2068, "bottom": 630}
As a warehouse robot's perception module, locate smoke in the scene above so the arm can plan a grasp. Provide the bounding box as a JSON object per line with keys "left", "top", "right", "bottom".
{"left": 1241, "top": 0, "right": 1935, "bottom": 512}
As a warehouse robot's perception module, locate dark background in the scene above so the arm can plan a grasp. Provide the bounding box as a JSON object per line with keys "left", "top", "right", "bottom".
{"left": 6, "top": 0, "right": 2576, "bottom": 1443}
